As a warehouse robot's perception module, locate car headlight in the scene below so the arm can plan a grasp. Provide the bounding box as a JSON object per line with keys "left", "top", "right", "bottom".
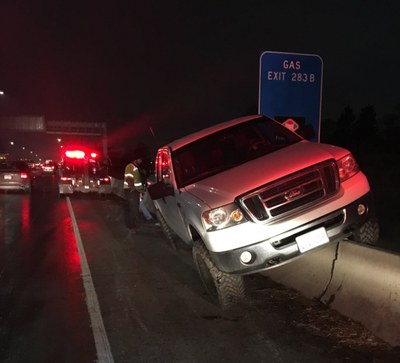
{"left": 202, "top": 203, "right": 248, "bottom": 231}
{"left": 337, "top": 153, "right": 359, "bottom": 182}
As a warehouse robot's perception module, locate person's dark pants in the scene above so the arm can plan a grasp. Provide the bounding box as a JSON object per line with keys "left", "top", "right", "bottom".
{"left": 124, "top": 189, "right": 140, "bottom": 229}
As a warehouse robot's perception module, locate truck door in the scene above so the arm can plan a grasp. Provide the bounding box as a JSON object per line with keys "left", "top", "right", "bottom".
{"left": 156, "top": 149, "right": 189, "bottom": 240}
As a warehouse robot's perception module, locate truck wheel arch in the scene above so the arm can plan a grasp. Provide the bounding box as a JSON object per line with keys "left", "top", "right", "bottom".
{"left": 156, "top": 210, "right": 180, "bottom": 250}
{"left": 350, "top": 217, "right": 379, "bottom": 245}
{"left": 192, "top": 239, "right": 246, "bottom": 310}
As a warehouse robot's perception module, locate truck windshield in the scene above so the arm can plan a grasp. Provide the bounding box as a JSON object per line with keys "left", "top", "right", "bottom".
{"left": 172, "top": 117, "right": 303, "bottom": 188}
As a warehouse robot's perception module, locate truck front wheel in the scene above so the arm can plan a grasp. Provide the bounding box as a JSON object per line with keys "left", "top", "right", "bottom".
{"left": 192, "top": 240, "right": 246, "bottom": 310}
{"left": 350, "top": 217, "right": 379, "bottom": 245}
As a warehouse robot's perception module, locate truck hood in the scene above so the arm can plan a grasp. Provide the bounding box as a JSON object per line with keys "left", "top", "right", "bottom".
{"left": 183, "top": 141, "right": 349, "bottom": 209}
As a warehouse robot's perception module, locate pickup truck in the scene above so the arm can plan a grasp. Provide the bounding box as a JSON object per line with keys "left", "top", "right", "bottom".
{"left": 148, "top": 115, "right": 379, "bottom": 309}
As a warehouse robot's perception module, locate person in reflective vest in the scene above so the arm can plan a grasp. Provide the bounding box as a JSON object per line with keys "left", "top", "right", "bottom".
{"left": 124, "top": 157, "right": 145, "bottom": 233}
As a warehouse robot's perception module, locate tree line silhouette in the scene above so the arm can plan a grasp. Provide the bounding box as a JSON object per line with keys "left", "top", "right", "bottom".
{"left": 100, "top": 103, "right": 400, "bottom": 178}
{"left": 320, "top": 103, "right": 400, "bottom": 155}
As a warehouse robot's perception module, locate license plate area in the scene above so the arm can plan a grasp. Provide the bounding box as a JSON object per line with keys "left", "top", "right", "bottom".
{"left": 4, "top": 175, "right": 12, "bottom": 180}
{"left": 296, "top": 227, "right": 330, "bottom": 253}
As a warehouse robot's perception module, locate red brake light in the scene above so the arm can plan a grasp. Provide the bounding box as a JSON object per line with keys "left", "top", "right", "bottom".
{"left": 51, "top": 166, "right": 55, "bottom": 169}
{"left": 60, "top": 177, "right": 68, "bottom": 181}
{"left": 90, "top": 152, "right": 97, "bottom": 158}
{"left": 21, "top": 172, "right": 28, "bottom": 179}
{"left": 103, "top": 177, "right": 110, "bottom": 182}
{"left": 65, "top": 150, "right": 85, "bottom": 159}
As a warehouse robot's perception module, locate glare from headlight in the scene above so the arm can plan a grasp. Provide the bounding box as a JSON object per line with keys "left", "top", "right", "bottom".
{"left": 208, "top": 208, "right": 229, "bottom": 226}
{"left": 202, "top": 203, "right": 248, "bottom": 231}
{"left": 337, "top": 154, "right": 359, "bottom": 182}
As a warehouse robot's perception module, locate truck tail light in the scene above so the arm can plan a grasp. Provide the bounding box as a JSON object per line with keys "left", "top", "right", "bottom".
{"left": 60, "top": 177, "right": 68, "bottom": 181}
{"left": 99, "top": 177, "right": 110, "bottom": 185}
{"left": 20, "top": 172, "right": 28, "bottom": 179}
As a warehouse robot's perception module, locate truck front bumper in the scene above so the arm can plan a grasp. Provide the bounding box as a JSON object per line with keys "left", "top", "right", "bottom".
{"left": 209, "top": 191, "right": 375, "bottom": 275}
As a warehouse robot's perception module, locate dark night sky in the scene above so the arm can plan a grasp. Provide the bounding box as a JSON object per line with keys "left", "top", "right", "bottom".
{"left": 1, "top": 0, "right": 400, "bottom": 156}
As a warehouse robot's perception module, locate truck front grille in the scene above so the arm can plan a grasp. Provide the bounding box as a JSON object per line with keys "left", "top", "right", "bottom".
{"left": 240, "top": 160, "right": 339, "bottom": 222}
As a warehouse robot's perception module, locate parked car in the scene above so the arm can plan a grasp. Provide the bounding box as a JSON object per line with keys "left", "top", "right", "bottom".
{"left": 149, "top": 115, "right": 379, "bottom": 309}
{"left": 0, "top": 161, "right": 35, "bottom": 193}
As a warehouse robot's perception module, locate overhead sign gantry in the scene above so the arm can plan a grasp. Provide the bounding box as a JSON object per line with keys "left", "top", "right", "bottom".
{"left": 0, "top": 117, "right": 108, "bottom": 158}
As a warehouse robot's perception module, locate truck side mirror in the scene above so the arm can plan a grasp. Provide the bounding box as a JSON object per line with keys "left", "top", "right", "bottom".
{"left": 296, "top": 124, "right": 315, "bottom": 140}
{"left": 148, "top": 181, "right": 174, "bottom": 200}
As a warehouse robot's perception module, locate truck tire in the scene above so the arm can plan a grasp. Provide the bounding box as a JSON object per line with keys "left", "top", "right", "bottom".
{"left": 350, "top": 217, "right": 379, "bottom": 245}
{"left": 156, "top": 210, "right": 178, "bottom": 251}
{"left": 192, "top": 240, "right": 246, "bottom": 310}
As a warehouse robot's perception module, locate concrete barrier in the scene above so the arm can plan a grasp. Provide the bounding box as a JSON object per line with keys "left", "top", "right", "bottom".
{"left": 323, "top": 242, "right": 400, "bottom": 347}
{"left": 111, "top": 176, "right": 400, "bottom": 346}
{"left": 110, "top": 177, "right": 125, "bottom": 199}
{"left": 261, "top": 241, "right": 400, "bottom": 347}
{"left": 262, "top": 243, "right": 339, "bottom": 299}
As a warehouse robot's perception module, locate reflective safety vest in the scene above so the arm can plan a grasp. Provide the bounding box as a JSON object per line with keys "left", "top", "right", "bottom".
{"left": 124, "top": 163, "right": 145, "bottom": 191}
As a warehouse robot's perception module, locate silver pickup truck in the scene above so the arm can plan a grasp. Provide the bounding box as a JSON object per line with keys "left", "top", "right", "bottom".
{"left": 148, "top": 115, "right": 379, "bottom": 309}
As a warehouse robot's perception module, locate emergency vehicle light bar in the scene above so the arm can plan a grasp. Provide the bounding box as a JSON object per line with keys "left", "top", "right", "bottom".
{"left": 65, "top": 150, "right": 85, "bottom": 159}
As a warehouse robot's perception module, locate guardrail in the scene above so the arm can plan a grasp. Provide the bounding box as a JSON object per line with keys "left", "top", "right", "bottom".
{"left": 110, "top": 176, "right": 400, "bottom": 347}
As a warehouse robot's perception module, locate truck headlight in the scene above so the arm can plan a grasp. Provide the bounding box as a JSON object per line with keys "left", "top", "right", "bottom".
{"left": 337, "top": 153, "right": 359, "bottom": 182}
{"left": 202, "top": 203, "right": 248, "bottom": 231}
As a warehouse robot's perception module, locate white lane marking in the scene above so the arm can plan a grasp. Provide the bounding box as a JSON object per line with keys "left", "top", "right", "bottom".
{"left": 67, "top": 197, "right": 115, "bottom": 363}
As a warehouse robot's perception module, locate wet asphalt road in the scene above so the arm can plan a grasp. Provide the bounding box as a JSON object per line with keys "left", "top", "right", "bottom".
{"left": 1, "top": 175, "right": 399, "bottom": 363}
